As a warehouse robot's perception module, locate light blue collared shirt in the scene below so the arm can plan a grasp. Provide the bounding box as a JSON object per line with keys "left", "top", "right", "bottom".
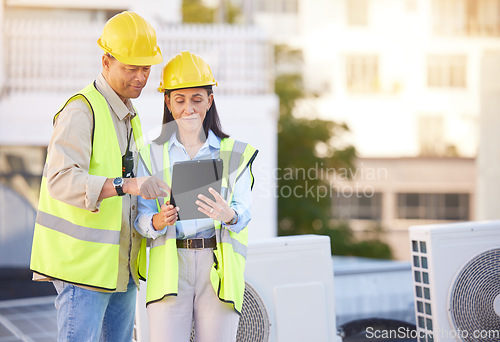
{"left": 134, "top": 130, "right": 252, "bottom": 240}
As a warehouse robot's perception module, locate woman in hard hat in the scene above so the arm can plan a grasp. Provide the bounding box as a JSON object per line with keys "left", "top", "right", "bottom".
{"left": 135, "top": 51, "right": 258, "bottom": 342}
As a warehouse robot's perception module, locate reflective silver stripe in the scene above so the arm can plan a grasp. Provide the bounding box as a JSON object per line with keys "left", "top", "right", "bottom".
{"left": 149, "top": 143, "right": 166, "bottom": 208}
{"left": 227, "top": 141, "right": 248, "bottom": 201}
{"left": 216, "top": 228, "right": 248, "bottom": 259}
{"left": 150, "top": 226, "right": 177, "bottom": 248}
{"left": 230, "top": 237, "right": 247, "bottom": 259}
{"left": 36, "top": 210, "right": 120, "bottom": 245}
{"left": 149, "top": 143, "right": 164, "bottom": 179}
{"left": 138, "top": 152, "right": 152, "bottom": 177}
{"left": 220, "top": 187, "right": 229, "bottom": 201}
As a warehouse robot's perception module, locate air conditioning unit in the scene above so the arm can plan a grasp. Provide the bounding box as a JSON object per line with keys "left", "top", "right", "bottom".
{"left": 135, "top": 234, "right": 342, "bottom": 342}
{"left": 409, "top": 221, "right": 500, "bottom": 342}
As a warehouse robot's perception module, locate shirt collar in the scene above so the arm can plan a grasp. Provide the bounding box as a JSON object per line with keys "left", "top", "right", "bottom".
{"left": 95, "top": 74, "right": 136, "bottom": 121}
{"left": 168, "top": 129, "right": 220, "bottom": 150}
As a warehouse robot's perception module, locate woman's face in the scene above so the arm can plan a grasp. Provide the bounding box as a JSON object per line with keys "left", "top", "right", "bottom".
{"left": 166, "top": 87, "right": 213, "bottom": 136}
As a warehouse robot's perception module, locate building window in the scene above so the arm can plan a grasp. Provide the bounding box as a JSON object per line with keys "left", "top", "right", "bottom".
{"left": 332, "top": 192, "right": 383, "bottom": 220}
{"left": 256, "top": 0, "right": 271, "bottom": 12}
{"left": 406, "top": 0, "right": 418, "bottom": 12}
{"left": 347, "top": 0, "right": 369, "bottom": 26}
{"left": 256, "top": 0, "right": 298, "bottom": 13}
{"left": 282, "top": 0, "right": 298, "bottom": 13}
{"left": 427, "top": 55, "right": 467, "bottom": 88}
{"left": 346, "top": 54, "right": 379, "bottom": 93}
{"left": 397, "top": 193, "right": 470, "bottom": 220}
{"left": 418, "top": 115, "right": 445, "bottom": 156}
{"left": 432, "top": 0, "right": 500, "bottom": 36}
{"left": 0, "top": 146, "right": 46, "bottom": 209}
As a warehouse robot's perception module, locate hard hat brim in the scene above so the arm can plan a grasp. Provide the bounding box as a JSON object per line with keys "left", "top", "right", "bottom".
{"left": 157, "top": 81, "right": 217, "bottom": 93}
{"left": 97, "top": 39, "right": 163, "bottom": 66}
{"left": 114, "top": 53, "right": 164, "bottom": 66}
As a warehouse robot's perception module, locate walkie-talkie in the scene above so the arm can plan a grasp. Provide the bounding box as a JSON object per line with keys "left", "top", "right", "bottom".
{"left": 122, "top": 128, "right": 134, "bottom": 178}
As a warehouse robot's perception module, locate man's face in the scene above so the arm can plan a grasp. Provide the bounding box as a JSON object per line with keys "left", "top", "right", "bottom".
{"left": 102, "top": 54, "right": 151, "bottom": 102}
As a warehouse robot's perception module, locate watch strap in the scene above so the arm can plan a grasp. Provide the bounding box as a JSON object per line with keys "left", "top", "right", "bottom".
{"left": 227, "top": 211, "right": 238, "bottom": 225}
{"left": 114, "top": 177, "right": 125, "bottom": 196}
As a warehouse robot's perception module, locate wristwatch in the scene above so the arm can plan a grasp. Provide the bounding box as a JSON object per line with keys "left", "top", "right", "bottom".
{"left": 226, "top": 211, "right": 239, "bottom": 225}
{"left": 113, "top": 177, "right": 125, "bottom": 196}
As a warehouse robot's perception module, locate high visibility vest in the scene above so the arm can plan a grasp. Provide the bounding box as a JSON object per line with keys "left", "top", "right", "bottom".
{"left": 30, "top": 83, "right": 144, "bottom": 291}
{"left": 139, "top": 137, "right": 258, "bottom": 314}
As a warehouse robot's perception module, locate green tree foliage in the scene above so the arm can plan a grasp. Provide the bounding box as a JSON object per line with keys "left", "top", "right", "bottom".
{"left": 182, "top": 0, "right": 241, "bottom": 24}
{"left": 183, "top": 0, "right": 216, "bottom": 23}
{"left": 275, "top": 49, "right": 392, "bottom": 259}
{"left": 316, "top": 222, "right": 392, "bottom": 259}
{"left": 276, "top": 73, "right": 356, "bottom": 236}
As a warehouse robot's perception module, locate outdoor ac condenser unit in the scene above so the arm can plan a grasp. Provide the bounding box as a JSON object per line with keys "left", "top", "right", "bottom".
{"left": 409, "top": 221, "right": 500, "bottom": 342}
{"left": 135, "top": 234, "right": 342, "bottom": 342}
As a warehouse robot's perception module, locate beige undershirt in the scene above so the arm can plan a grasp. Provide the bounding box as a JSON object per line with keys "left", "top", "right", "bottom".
{"left": 33, "top": 74, "right": 142, "bottom": 292}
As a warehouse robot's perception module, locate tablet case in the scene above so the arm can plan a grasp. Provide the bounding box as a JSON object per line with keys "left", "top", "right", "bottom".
{"left": 170, "top": 159, "right": 223, "bottom": 220}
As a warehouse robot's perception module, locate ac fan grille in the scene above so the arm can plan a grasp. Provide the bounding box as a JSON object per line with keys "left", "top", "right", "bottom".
{"left": 449, "top": 248, "right": 500, "bottom": 342}
{"left": 190, "top": 282, "right": 270, "bottom": 342}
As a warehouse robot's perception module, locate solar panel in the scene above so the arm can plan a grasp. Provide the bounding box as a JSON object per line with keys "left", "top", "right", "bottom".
{"left": 0, "top": 296, "right": 142, "bottom": 342}
{"left": 0, "top": 296, "right": 57, "bottom": 342}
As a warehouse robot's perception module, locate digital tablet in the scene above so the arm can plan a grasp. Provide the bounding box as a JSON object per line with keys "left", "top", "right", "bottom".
{"left": 170, "top": 159, "right": 223, "bottom": 220}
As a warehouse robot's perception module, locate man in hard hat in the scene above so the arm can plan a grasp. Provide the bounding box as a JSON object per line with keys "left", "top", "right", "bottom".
{"left": 30, "top": 11, "right": 166, "bottom": 341}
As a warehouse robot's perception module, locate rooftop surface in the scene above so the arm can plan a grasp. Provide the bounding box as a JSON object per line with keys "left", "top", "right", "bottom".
{"left": 0, "top": 296, "right": 56, "bottom": 342}
{"left": 0, "top": 256, "right": 415, "bottom": 341}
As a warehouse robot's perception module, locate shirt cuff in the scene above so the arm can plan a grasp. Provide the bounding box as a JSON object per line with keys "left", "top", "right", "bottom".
{"left": 222, "top": 209, "right": 247, "bottom": 234}
{"left": 137, "top": 212, "right": 167, "bottom": 239}
{"left": 149, "top": 216, "right": 168, "bottom": 239}
{"left": 85, "top": 175, "right": 107, "bottom": 213}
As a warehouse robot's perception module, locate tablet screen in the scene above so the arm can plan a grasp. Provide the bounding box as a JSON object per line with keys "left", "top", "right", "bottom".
{"left": 170, "top": 159, "right": 223, "bottom": 220}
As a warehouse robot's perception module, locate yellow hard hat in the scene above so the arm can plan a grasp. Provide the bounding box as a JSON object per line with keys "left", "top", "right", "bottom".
{"left": 97, "top": 11, "right": 163, "bottom": 66}
{"left": 158, "top": 51, "right": 217, "bottom": 92}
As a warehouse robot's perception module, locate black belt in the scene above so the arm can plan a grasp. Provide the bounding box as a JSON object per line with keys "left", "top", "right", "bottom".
{"left": 176, "top": 236, "right": 216, "bottom": 249}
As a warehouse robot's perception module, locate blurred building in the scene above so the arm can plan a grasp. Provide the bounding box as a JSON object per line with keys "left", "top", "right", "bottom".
{"left": 331, "top": 156, "right": 475, "bottom": 260}
{"left": 2, "top": 0, "right": 499, "bottom": 265}
{"left": 254, "top": 0, "right": 500, "bottom": 158}
{"left": 252, "top": 0, "right": 500, "bottom": 261}
{"left": 0, "top": 0, "right": 278, "bottom": 268}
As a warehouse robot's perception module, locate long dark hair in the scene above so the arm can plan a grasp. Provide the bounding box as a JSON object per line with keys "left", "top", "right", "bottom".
{"left": 154, "top": 86, "right": 229, "bottom": 145}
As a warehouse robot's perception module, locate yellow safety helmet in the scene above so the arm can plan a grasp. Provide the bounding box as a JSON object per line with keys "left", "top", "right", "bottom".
{"left": 97, "top": 11, "right": 163, "bottom": 66}
{"left": 158, "top": 51, "right": 217, "bottom": 92}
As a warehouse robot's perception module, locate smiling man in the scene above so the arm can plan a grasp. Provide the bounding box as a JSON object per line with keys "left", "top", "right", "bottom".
{"left": 30, "top": 11, "right": 168, "bottom": 342}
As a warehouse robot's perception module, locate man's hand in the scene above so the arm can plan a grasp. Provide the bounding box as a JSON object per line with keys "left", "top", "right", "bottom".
{"left": 124, "top": 176, "right": 170, "bottom": 199}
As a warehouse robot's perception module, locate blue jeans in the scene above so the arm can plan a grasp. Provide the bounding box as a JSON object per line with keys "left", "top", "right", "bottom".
{"left": 54, "top": 276, "right": 137, "bottom": 342}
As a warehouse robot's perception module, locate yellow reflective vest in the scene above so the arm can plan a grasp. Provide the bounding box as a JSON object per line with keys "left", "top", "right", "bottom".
{"left": 30, "top": 83, "right": 144, "bottom": 291}
{"left": 139, "top": 137, "right": 258, "bottom": 314}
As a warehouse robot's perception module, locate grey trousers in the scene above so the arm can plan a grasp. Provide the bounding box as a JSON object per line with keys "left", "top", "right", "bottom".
{"left": 147, "top": 248, "right": 240, "bottom": 342}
